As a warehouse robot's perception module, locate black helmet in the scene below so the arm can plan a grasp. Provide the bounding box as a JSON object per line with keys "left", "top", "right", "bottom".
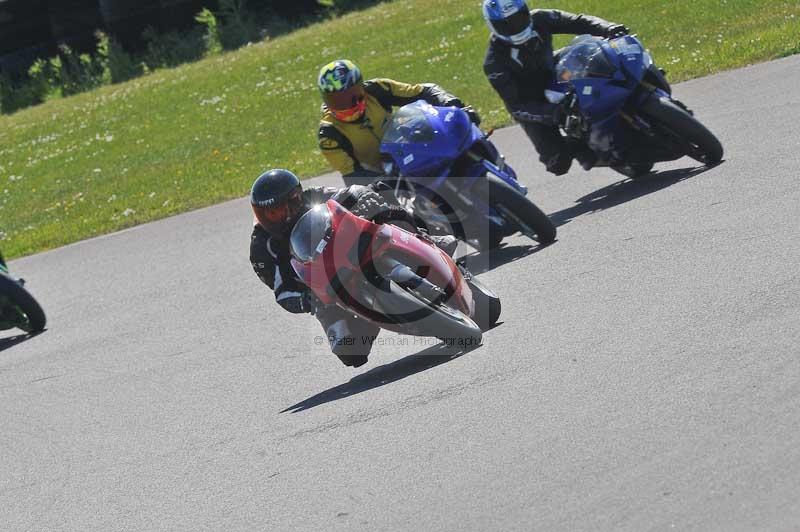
{"left": 250, "top": 169, "right": 304, "bottom": 236}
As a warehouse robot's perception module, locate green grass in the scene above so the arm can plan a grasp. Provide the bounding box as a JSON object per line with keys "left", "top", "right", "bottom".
{"left": 1, "top": 0, "right": 798, "bottom": 258}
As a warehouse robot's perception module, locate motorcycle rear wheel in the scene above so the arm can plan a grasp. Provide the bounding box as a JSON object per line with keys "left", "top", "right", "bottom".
{"left": 640, "top": 95, "right": 723, "bottom": 165}
{"left": 0, "top": 272, "right": 46, "bottom": 333}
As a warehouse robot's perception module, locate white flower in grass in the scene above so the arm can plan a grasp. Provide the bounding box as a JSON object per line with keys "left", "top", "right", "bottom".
{"left": 200, "top": 96, "right": 225, "bottom": 106}
{"left": 122, "top": 208, "right": 135, "bottom": 217}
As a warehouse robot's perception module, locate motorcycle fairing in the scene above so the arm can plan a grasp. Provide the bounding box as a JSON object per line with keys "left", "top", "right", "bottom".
{"left": 290, "top": 200, "right": 474, "bottom": 329}
{"left": 381, "top": 103, "right": 530, "bottom": 238}
{"left": 552, "top": 34, "right": 675, "bottom": 163}
{"left": 380, "top": 101, "right": 481, "bottom": 178}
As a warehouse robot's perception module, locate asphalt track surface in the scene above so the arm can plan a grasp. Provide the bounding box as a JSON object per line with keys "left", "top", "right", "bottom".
{"left": 3, "top": 55, "right": 800, "bottom": 531}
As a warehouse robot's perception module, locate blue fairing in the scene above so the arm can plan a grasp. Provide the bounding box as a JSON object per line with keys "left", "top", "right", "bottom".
{"left": 379, "top": 101, "right": 483, "bottom": 177}
{"left": 380, "top": 101, "right": 529, "bottom": 239}
{"left": 551, "top": 34, "right": 664, "bottom": 162}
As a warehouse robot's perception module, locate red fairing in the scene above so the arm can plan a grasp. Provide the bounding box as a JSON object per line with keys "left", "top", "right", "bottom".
{"left": 377, "top": 222, "right": 474, "bottom": 317}
{"left": 291, "top": 200, "right": 474, "bottom": 317}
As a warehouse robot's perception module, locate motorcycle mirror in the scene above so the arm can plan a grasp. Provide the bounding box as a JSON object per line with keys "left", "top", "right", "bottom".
{"left": 545, "top": 90, "right": 566, "bottom": 104}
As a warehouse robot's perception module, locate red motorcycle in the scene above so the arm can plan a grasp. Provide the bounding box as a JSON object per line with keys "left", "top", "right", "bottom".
{"left": 290, "top": 200, "right": 501, "bottom": 346}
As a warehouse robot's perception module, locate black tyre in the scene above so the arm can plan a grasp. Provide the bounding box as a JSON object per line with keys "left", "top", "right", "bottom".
{"left": 475, "top": 175, "right": 557, "bottom": 245}
{"left": 373, "top": 279, "right": 482, "bottom": 347}
{"left": 467, "top": 276, "right": 501, "bottom": 332}
{"left": 612, "top": 162, "right": 654, "bottom": 180}
{"left": 0, "top": 272, "right": 46, "bottom": 332}
{"left": 640, "top": 95, "right": 723, "bottom": 165}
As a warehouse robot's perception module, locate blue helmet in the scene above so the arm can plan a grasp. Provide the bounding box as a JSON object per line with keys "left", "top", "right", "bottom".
{"left": 482, "top": 0, "right": 537, "bottom": 45}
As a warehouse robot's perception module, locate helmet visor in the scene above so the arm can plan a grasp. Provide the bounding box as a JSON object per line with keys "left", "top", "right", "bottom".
{"left": 492, "top": 9, "right": 531, "bottom": 38}
{"left": 253, "top": 187, "right": 303, "bottom": 231}
{"left": 324, "top": 84, "right": 366, "bottom": 111}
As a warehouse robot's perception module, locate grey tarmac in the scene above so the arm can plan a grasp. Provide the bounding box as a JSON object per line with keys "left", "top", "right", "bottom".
{"left": 2, "top": 55, "right": 799, "bottom": 531}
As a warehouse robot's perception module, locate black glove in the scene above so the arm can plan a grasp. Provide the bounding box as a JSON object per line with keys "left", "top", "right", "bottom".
{"left": 462, "top": 105, "right": 481, "bottom": 126}
{"left": 348, "top": 188, "right": 390, "bottom": 220}
{"left": 606, "top": 24, "right": 630, "bottom": 38}
{"left": 552, "top": 93, "right": 575, "bottom": 127}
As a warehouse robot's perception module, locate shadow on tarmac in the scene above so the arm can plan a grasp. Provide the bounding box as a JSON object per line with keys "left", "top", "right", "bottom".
{"left": 549, "top": 164, "right": 716, "bottom": 228}
{"left": 458, "top": 243, "right": 551, "bottom": 276}
{"left": 282, "top": 340, "right": 482, "bottom": 413}
{"left": 455, "top": 164, "right": 717, "bottom": 275}
{"left": 0, "top": 332, "right": 43, "bottom": 352}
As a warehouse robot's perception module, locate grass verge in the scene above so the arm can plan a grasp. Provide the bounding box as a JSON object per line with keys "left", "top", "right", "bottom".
{"left": 1, "top": 0, "right": 798, "bottom": 258}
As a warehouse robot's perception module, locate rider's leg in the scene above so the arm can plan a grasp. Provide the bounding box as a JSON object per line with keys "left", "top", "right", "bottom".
{"left": 521, "top": 122, "right": 573, "bottom": 176}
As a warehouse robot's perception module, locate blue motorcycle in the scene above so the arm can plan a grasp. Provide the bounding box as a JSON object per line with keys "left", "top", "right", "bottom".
{"left": 547, "top": 35, "right": 723, "bottom": 177}
{"left": 380, "top": 101, "right": 556, "bottom": 249}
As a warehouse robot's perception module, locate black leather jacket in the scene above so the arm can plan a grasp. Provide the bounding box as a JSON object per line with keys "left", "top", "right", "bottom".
{"left": 249, "top": 184, "right": 406, "bottom": 314}
{"left": 483, "top": 9, "right": 618, "bottom": 126}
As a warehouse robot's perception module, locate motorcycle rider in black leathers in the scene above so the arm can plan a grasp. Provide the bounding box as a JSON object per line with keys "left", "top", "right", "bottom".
{"left": 481, "top": 0, "right": 629, "bottom": 175}
{"left": 249, "top": 169, "right": 456, "bottom": 368}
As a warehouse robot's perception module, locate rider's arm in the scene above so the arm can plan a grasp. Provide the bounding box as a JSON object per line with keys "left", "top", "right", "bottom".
{"left": 331, "top": 185, "right": 391, "bottom": 219}
{"left": 334, "top": 184, "right": 421, "bottom": 232}
{"left": 250, "top": 225, "right": 312, "bottom": 314}
{"left": 533, "top": 9, "right": 619, "bottom": 37}
{"left": 483, "top": 47, "right": 561, "bottom": 126}
{"left": 366, "top": 79, "right": 466, "bottom": 109}
{"left": 302, "top": 186, "right": 339, "bottom": 206}
{"left": 366, "top": 79, "right": 481, "bottom": 124}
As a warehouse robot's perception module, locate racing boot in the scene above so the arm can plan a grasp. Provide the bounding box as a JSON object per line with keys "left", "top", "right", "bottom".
{"left": 574, "top": 146, "right": 598, "bottom": 171}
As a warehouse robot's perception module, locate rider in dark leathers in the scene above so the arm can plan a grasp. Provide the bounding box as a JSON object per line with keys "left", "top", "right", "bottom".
{"left": 482, "top": 0, "right": 629, "bottom": 175}
{"left": 249, "top": 169, "right": 455, "bottom": 368}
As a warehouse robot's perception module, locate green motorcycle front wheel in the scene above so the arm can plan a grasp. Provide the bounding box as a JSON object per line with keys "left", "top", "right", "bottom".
{"left": 0, "top": 272, "right": 46, "bottom": 333}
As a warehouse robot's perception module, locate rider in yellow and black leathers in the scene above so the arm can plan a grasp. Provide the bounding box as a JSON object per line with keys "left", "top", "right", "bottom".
{"left": 317, "top": 59, "right": 480, "bottom": 185}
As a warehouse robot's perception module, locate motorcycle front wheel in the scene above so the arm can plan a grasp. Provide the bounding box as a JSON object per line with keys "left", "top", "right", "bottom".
{"left": 372, "top": 279, "right": 483, "bottom": 347}
{"left": 475, "top": 175, "right": 557, "bottom": 245}
{"left": 0, "top": 272, "right": 46, "bottom": 333}
{"left": 640, "top": 95, "right": 724, "bottom": 165}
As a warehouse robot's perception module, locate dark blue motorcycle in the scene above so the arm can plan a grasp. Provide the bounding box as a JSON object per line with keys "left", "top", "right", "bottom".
{"left": 380, "top": 101, "right": 556, "bottom": 249}
{"left": 548, "top": 35, "right": 723, "bottom": 178}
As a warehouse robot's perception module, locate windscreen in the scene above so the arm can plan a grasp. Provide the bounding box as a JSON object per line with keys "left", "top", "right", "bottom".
{"left": 556, "top": 39, "right": 615, "bottom": 82}
{"left": 383, "top": 105, "right": 435, "bottom": 144}
{"left": 290, "top": 204, "right": 332, "bottom": 263}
